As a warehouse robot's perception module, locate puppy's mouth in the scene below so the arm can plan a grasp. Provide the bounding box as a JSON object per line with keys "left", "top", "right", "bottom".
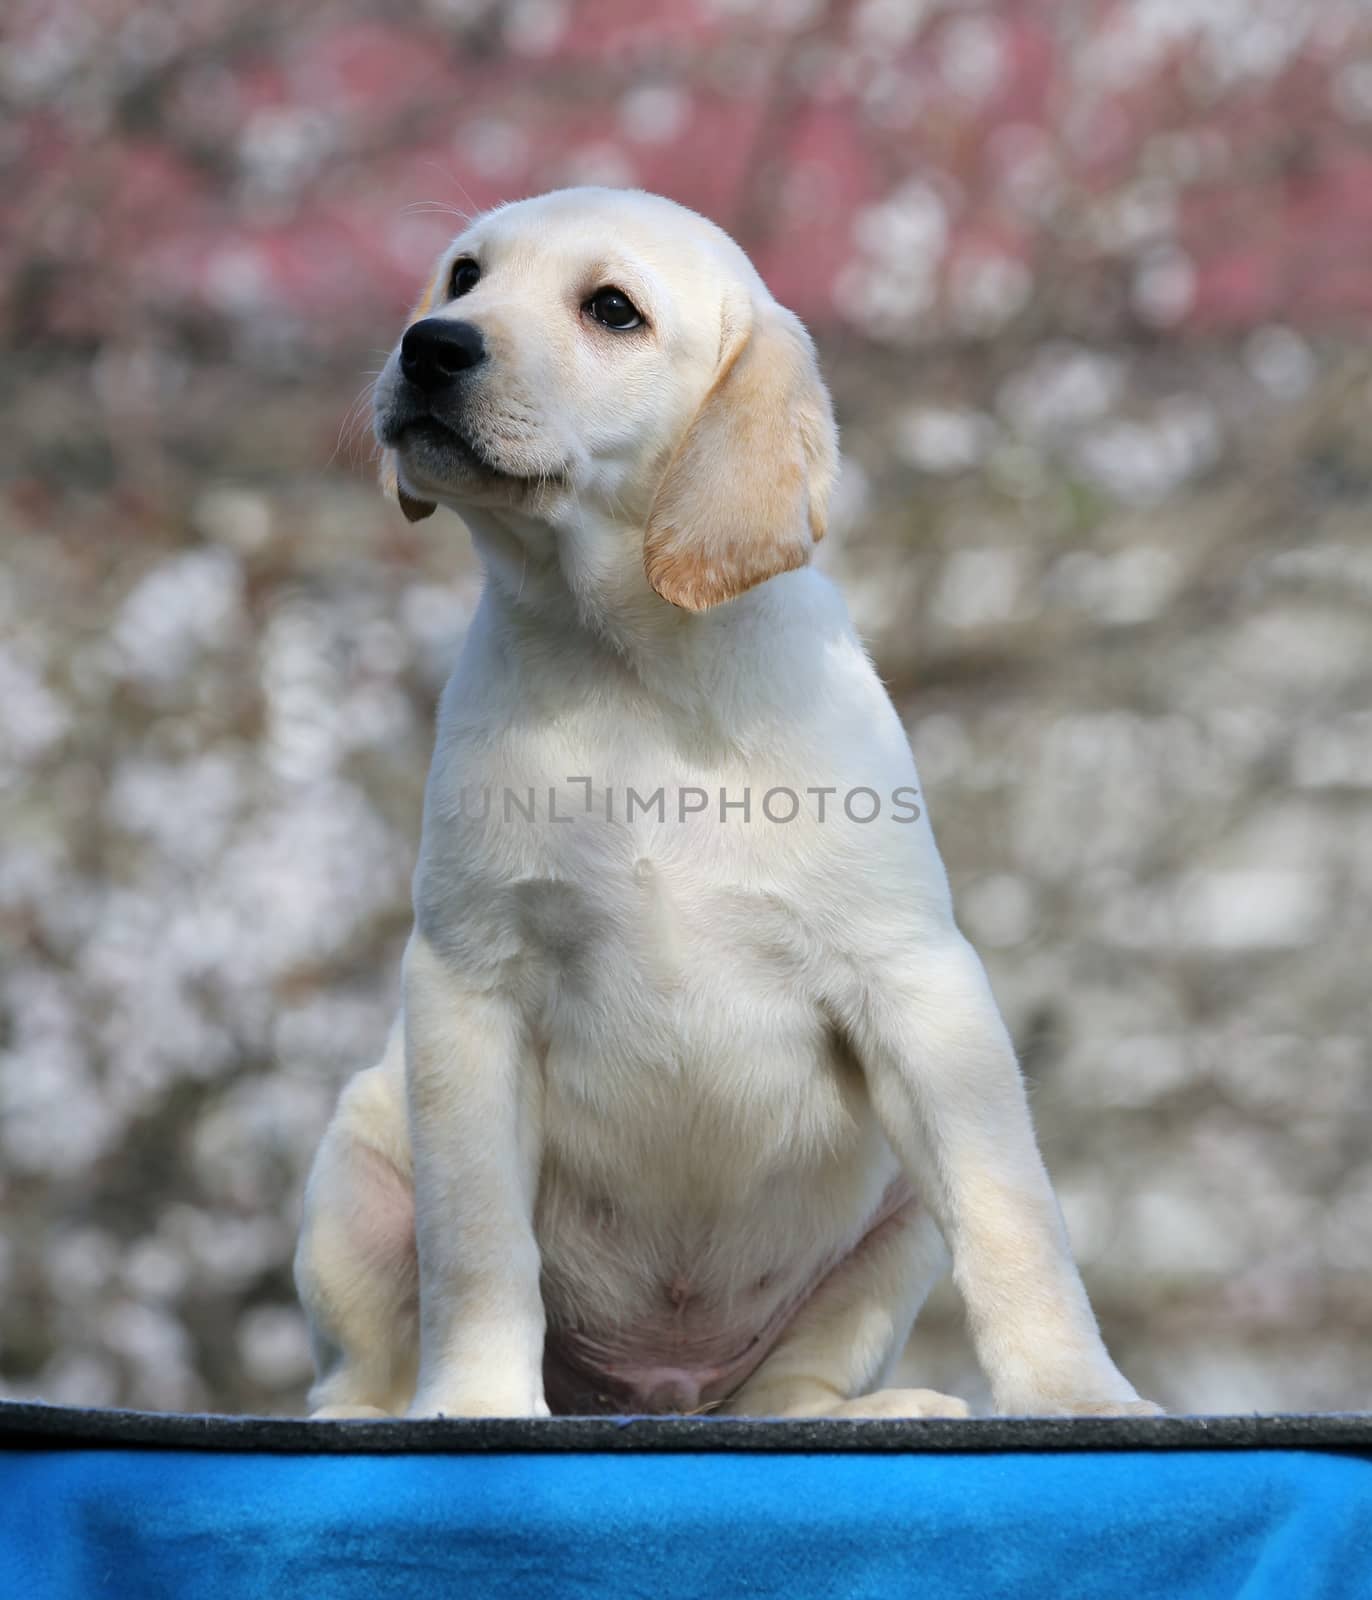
{"left": 380, "top": 409, "right": 563, "bottom": 491}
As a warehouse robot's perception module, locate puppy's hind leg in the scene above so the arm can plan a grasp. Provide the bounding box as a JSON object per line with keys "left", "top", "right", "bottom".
{"left": 294, "top": 1028, "right": 420, "bottom": 1418}
{"left": 723, "top": 1199, "right": 969, "bottom": 1420}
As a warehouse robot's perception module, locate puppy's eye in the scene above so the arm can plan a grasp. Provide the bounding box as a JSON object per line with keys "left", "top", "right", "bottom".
{"left": 585, "top": 288, "right": 643, "bottom": 331}
{"left": 449, "top": 259, "right": 480, "bottom": 299}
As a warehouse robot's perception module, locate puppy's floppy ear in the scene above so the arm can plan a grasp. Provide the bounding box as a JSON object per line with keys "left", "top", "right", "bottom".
{"left": 379, "top": 266, "right": 445, "bottom": 523}
{"left": 380, "top": 450, "right": 436, "bottom": 523}
{"left": 644, "top": 289, "right": 837, "bottom": 611}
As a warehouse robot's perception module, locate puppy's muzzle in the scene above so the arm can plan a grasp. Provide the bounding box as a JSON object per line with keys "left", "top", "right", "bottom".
{"left": 400, "top": 317, "right": 486, "bottom": 396}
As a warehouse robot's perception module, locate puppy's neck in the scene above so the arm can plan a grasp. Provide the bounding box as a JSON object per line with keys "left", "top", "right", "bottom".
{"left": 457, "top": 500, "right": 736, "bottom": 700}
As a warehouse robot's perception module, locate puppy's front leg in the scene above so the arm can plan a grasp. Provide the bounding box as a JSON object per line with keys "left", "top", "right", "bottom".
{"left": 403, "top": 933, "right": 549, "bottom": 1418}
{"left": 854, "top": 934, "right": 1159, "bottom": 1417}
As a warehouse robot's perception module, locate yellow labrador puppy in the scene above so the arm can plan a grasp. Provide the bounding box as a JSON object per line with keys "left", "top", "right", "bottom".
{"left": 294, "top": 187, "right": 1158, "bottom": 1421}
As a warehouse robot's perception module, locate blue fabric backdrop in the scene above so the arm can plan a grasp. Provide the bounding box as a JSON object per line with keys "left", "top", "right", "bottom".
{"left": 3, "top": 1443, "right": 1370, "bottom": 1599}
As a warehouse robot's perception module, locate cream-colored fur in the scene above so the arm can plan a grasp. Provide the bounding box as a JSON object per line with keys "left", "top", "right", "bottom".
{"left": 294, "top": 187, "right": 1159, "bottom": 1421}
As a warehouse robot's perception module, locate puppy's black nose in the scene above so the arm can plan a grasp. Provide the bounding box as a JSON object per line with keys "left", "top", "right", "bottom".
{"left": 400, "top": 317, "right": 486, "bottom": 393}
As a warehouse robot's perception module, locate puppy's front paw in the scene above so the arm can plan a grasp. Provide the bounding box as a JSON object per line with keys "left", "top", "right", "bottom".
{"left": 1061, "top": 1398, "right": 1164, "bottom": 1418}
{"left": 311, "top": 1403, "right": 394, "bottom": 1420}
{"left": 407, "top": 1388, "right": 551, "bottom": 1420}
{"left": 998, "top": 1391, "right": 1164, "bottom": 1419}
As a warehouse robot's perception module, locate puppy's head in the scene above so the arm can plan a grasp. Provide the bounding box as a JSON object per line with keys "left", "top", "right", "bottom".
{"left": 373, "top": 188, "right": 837, "bottom": 610}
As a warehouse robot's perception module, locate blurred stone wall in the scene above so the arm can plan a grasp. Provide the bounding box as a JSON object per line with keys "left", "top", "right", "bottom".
{"left": 1, "top": 0, "right": 1369, "bottom": 1415}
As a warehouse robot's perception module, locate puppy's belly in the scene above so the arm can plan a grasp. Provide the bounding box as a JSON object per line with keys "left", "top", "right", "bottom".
{"left": 539, "top": 1173, "right": 914, "bottom": 1415}
{"left": 515, "top": 887, "right": 910, "bottom": 1413}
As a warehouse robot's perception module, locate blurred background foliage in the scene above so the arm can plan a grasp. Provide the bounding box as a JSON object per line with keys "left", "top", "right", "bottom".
{"left": 1, "top": 0, "right": 1370, "bottom": 1415}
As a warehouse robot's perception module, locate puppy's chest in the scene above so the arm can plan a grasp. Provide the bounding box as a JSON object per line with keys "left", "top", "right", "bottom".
{"left": 420, "top": 738, "right": 850, "bottom": 1124}
{"left": 527, "top": 866, "right": 859, "bottom": 1189}
{"left": 510, "top": 838, "right": 807, "bottom": 1026}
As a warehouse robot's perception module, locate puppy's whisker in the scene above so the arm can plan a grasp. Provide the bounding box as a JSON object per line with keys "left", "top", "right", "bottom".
{"left": 399, "top": 199, "right": 474, "bottom": 223}
{"left": 414, "top": 164, "right": 480, "bottom": 222}
{"left": 331, "top": 378, "right": 382, "bottom": 470}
